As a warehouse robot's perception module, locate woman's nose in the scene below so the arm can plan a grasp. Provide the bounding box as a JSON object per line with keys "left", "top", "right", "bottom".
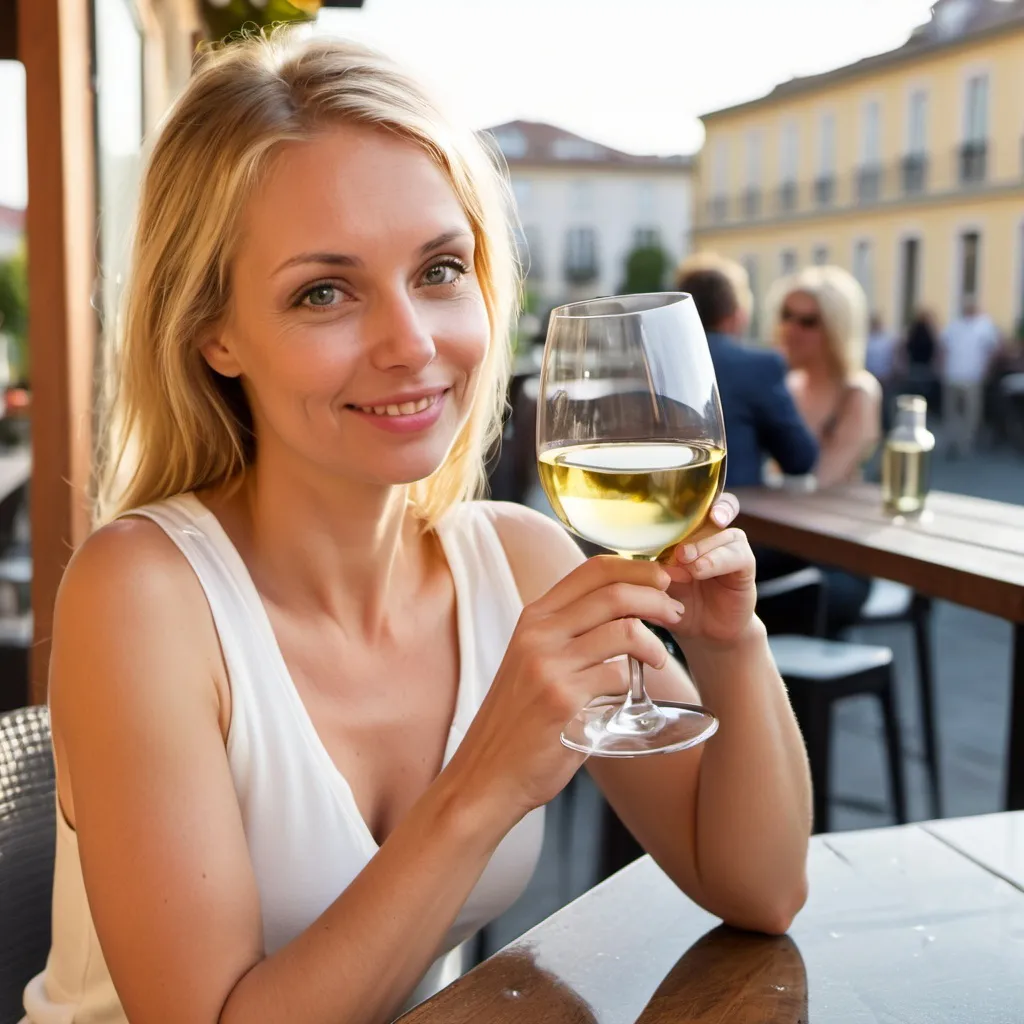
{"left": 367, "top": 291, "right": 436, "bottom": 372}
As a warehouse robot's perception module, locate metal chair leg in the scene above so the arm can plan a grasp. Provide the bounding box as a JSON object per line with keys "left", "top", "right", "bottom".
{"left": 911, "top": 597, "right": 941, "bottom": 818}
{"left": 879, "top": 671, "right": 909, "bottom": 825}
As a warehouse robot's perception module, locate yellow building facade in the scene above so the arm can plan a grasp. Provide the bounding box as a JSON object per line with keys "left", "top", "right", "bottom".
{"left": 693, "top": 0, "right": 1024, "bottom": 340}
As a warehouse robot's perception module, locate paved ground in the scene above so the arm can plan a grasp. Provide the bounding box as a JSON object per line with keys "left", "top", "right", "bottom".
{"left": 478, "top": 429, "right": 1024, "bottom": 956}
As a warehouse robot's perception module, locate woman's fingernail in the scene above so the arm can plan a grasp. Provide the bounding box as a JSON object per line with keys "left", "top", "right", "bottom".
{"left": 680, "top": 544, "right": 698, "bottom": 563}
{"left": 672, "top": 600, "right": 685, "bottom": 617}
{"left": 712, "top": 505, "right": 731, "bottom": 527}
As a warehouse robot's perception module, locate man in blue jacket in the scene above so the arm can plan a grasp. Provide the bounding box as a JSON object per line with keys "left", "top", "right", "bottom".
{"left": 677, "top": 261, "right": 818, "bottom": 486}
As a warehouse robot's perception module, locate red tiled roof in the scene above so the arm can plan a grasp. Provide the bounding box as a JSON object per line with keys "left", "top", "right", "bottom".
{"left": 0, "top": 206, "right": 25, "bottom": 233}
{"left": 483, "top": 120, "right": 692, "bottom": 171}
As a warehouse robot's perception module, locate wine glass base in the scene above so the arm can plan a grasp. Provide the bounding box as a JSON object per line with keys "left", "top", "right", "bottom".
{"left": 560, "top": 700, "right": 719, "bottom": 757}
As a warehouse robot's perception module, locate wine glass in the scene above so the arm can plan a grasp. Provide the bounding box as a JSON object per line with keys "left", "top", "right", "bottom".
{"left": 536, "top": 292, "right": 727, "bottom": 757}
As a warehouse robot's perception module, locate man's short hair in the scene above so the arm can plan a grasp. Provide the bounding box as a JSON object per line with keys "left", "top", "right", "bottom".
{"left": 676, "top": 267, "right": 739, "bottom": 333}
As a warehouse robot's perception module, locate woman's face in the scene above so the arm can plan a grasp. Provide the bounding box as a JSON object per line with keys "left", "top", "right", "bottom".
{"left": 203, "top": 124, "right": 490, "bottom": 489}
{"left": 778, "top": 290, "right": 826, "bottom": 370}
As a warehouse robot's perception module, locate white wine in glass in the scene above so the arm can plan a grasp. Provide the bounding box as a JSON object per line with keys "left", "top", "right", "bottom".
{"left": 536, "top": 293, "right": 727, "bottom": 757}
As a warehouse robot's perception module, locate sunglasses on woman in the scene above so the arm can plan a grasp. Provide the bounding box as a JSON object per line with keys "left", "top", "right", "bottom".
{"left": 780, "top": 306, "right": 821, "bottom": 330}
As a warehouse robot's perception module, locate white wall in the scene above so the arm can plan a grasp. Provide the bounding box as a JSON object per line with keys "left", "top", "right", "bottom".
{"left": 508, "top": 166, "right": 693, "bottom": 310}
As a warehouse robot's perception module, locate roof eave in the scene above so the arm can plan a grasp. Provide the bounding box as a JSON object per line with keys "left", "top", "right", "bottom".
{"left": 699, "top": 14, "right": 1024, "bottom": 123}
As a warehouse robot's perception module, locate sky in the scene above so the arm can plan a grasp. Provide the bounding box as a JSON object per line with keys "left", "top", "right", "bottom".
{"left": 0, "top": 0, "right": 938, "bottom": 210}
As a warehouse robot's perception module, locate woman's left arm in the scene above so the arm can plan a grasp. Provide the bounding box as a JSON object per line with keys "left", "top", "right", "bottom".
{"left": 490, "top": 498, "right": 812, "bottom": 936}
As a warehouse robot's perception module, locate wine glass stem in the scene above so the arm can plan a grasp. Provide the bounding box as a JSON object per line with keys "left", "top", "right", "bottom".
{"left": 627, "top": 653, "right": 646, "bottom": 705}
{"left": 623, "top": 552, "right": 655, "bottom": 709}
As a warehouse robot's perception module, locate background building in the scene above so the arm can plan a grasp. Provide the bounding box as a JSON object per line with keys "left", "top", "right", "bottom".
{"left": 0, "top": 206, "right": 24, "bottom": 259}
{"left": 489, "top": 120, "right": 693, "bottom": 312}
{"left": 692, "top": 0, "right": 1024, "bottom": 340}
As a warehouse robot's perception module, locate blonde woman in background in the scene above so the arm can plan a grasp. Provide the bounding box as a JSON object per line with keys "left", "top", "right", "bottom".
{"left": 763, "top": 265, "right": 881, "bottom": 635}
{"left": 24, "top": 32, "right": 811, "bottom": 1024}
{"left": 769, "top": 265, "right": 882, "bottom": 489}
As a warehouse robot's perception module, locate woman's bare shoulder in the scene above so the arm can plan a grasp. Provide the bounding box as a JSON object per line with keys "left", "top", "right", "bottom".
{"left": 850, "top": 370, "right": 882, "bottom": 400}
{"left": 53, "top": 515, "right": 227, "bottom": 719}
{"left": 471, "top": 501, "right": 585, "bottom": 605}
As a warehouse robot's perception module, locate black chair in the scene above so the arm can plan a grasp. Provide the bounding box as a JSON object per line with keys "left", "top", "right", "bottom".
{"left": 852, "top": 581, "right": 940, "bottom": 818}
{"left": 770, "top": 634, "right": 907, "bottom": 834}
{"left": 0, "top": 705, "right": 56, "bottom": 1024}
{"left": 757, "top": 569, "right": 907, "bottom": 833}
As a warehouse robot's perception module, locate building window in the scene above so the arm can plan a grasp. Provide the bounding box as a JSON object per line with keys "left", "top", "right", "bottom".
{"left": 552, "top": 137, "right": 600, "bottom": 161}
{"left": 899, "top": 237, "right": 920, "bottom": 328}
{"left": 861, "top": 100, "right": 881, "bottom": 165}
{"left": 960, "top": 74, "right": 989, "bottom": 184}
{"left": 95, "top": 0, "right": 145, "bottom": 350}
{"left": 818, "top": 112, "right": 836, "bottom": 175}
{"left": 780, "top": 249, "right": 798, "bottom": 275}
{"left": 571, "top": 179, "right": 593, "bottom": 213}
{"left": 564, "top": 226, "right": 599, "bottom": 285}
{"left": 521, "top": 225, "right": 544, "bottom": 280}
{"left": 636, "top": 181, "right": 656, "bottom": 218}
{"left": 908, "top": 89, "right": 928, "bottom": 155}
{"left": 743, "top": 130, "right": 762, "bottom": 219}
{"left": 742, "top": 255, "right": 759, "bottom": 338}
{"left": 853, "top": 240, "right": 874, "bottom": 307}
{"left": 959, "top": 230, "right": 980, "bottom": 310}
{"left": 815, "top": 113, "right": 836, "bottom": 207}
{"left": 964, "top": 74, "right": 989, "bottom": 143}
{"left": 857, "top": 101, "right": 882, "bottom": 203}
{"left": 632, "top": 226, "right": 661, "bottom": 249}
{"left": 812, "top": 245, "right": 829, "bottom": 266}
{"left": 780, "top": 120, "right": 798, "bottom": 181}
{"left": 903, "top": 92, "right": 928, "bottom": 195}
{"left": 512, "top": 178, "right": 532, "bottom": 209}
{"left": 778, "top": 121, "right": 799, "bottom": 214}
{"left": 494, "top": 127, "right": 527, "bottom": 159}
{"left": 711, "top": 137, "right": 729, "bottom": 222}
{"left": 746, "top": 130, "right": 762, "bottom": 186}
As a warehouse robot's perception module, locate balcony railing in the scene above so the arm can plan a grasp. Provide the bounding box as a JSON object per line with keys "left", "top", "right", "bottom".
{"left": 901, "top": 154, "right": 928, "bottom": 195}
{"left": 777, "top": 180, "right": 798, "bottom": 214}
{"left": 958, "top": 141, "right": 987, "bottom": 185}
{"left": 707, "top": 195, "right": 729, "bottom": 224}
{"left": 695, "top": 142, "right": 1018, "bottom": 229}
{"left": 856, "top": 165, "right": 882, "bottom": 204}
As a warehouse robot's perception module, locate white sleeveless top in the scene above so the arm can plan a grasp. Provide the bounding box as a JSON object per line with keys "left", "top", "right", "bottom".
{"left": 23, "top": 496, "right": 545, "bottom": 1023}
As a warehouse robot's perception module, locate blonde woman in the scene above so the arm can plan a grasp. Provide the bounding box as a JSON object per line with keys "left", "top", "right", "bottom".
{"left": 25, "top": 33, "right": 811, "bottom": 1024}
{"left": 769, "top": 265, "right": 881, "bottom": 488}
{"left": 764, "top": 265, "right": 881, "bottom": 633}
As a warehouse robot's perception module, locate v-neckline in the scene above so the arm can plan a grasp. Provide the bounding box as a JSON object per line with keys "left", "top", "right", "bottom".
{"left": 179, "top": 493, "right": 473, "bottom": 854}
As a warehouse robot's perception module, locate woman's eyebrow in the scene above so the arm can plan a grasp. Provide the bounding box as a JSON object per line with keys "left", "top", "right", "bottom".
{"left": 272, "top": 229, "right": 473, "bottom": 278}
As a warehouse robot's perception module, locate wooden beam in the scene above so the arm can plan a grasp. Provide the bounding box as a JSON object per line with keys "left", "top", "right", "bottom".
{"left": 0, "top": 2, "right": 17, "bottom": 60}
{"left": 19, "top": 0, "right": 97, "bottom": 704}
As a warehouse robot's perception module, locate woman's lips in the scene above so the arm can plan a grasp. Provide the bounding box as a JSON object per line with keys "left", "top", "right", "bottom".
{"left": 346, "top": 389, "right": 449, "bottom": 434}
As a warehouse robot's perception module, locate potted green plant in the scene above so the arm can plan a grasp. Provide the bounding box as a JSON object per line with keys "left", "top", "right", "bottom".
{"left": 200, "top": 0, "right": 322, "bottom": 41}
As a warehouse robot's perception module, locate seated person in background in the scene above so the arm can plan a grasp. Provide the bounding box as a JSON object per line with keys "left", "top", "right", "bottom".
{"left": 675, "top": 255, "right": 818, "bottom": 487}
{"left": 769, "top": 265, "right": 881, "bottom": 489}
{"left": 765, "top": 265, "right": 882, "bottom": 634}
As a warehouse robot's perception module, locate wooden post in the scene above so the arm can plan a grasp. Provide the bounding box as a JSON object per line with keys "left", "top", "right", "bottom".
{"left": 19, "top": 0, "right": 98, "bottom": 704}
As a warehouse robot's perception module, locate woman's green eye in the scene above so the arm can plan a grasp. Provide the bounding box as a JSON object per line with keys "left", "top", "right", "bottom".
{"left": 423, "top": 261, "right": 465, "bottom": 287}
{"left": 305, "top": 284, "right": 337, "bottom": 307}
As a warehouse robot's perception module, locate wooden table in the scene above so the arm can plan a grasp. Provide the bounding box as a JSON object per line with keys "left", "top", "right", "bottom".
{"left": 733, "top": 483, "right": 1024, "bottom": 811}
{"left": 400, "top": 812, "right": 1024, "bottom": 1023}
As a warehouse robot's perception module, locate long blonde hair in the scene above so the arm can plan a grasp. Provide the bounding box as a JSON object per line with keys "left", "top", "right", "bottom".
{"left": 97, "top": 31, "right": 518, "bottom": 526}
{"left": 767, "top": 265, "right": 868, "bottom": 380}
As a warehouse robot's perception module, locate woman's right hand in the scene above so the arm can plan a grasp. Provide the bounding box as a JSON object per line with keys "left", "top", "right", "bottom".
{"left": 443, "top": 555, "right": 686, "bottom": 823}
